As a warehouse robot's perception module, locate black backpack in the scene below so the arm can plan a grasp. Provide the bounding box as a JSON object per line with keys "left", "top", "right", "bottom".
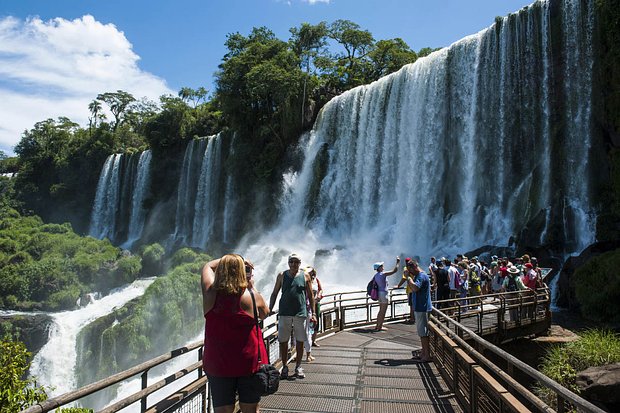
{"left": 507, "top": 275, "right": 518, "bottom": 292}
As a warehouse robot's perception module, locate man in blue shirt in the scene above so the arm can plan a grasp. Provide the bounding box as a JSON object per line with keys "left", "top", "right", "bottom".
{"left": 406, "top": 259, "right": 433, "bottom": 362}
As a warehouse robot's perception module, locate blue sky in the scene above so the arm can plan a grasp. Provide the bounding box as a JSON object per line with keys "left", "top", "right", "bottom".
{"left": 0, "top": 0, "right": 534, "bottom": 153}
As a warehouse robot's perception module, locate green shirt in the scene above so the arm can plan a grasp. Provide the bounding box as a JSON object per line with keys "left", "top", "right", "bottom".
{"left": 279, "top": 270, "right": 308, "bottom": 317}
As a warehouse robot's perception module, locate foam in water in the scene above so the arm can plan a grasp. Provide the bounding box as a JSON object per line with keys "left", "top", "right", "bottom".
{"left": 29, "top": 278, "right": 155, "bottom": 397}
{"left": 241, "top": 0, "right": 596, "bottom": 293}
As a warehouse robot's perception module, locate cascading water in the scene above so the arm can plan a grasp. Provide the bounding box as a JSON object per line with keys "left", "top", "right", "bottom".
{"left": 29, "top": 278, "right": 155, "bottom": 398}
{"left": 173, "top": 134, "right": 223, "bottom": 249}
{"left": 243, "top": 0, "right": 597, "bottom": 293}
{"left": 123, "top": 150, "right": 152, "bottom": 248}
{"left": 89, "top": 154, "right": 122, "bottom": 241}
{"left": 89, "top": 151, "right": 152, "bottom": 247}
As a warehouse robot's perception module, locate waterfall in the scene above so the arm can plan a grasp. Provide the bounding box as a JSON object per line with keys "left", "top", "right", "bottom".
{"left": 89, "top": 154, "right": 122, "bottom": 241}
{"left": 173, "top": 134, "right": 223, "bottom": 249}
{"left": 124, "top": 150, "right": 152, "bottom": 248}
{"left": 242, "top": 0, "right": 597, "bottom": 292}
{"left": 89, "top": 151, "right": 152, "bottom": 247}
{"left": 29, "top": 278, "right": 155, "bottom": 398}
{"left": 192, "top": 136, "right": 223, "bottom": 248}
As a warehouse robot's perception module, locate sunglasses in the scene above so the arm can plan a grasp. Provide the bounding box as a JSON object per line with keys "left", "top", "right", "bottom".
{"left": 288, "top": 260, "right": 301, "bottom": 264}
{"left": 245, "top": 265, "right": 252, "bottom": 273}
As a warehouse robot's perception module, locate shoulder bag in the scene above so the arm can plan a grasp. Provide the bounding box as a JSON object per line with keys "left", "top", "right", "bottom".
{"left": 249, "top": 289, "right": 280, "bottom": 396}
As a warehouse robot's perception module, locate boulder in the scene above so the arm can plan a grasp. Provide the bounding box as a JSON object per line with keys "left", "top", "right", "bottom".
{"left": 576, "top": 363, "right": 620, "bottom": 411}
{"left": 0, "top": 314, "right": 52, "bottom": 356}
{"left": 555, "top": 240, "right": 620, "bottom": 309}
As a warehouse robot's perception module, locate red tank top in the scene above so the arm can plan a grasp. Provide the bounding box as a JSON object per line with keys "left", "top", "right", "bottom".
{"left": 202, "top": 292, "right": 268, "bottom": 377}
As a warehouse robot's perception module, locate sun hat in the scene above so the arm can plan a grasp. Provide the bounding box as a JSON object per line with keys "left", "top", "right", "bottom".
{"left": 288, "top": 253, "right": 301, "bottom": 262}
{"left": 507, "top": 265, "right": 520, "bottom": 274}
{"left": 373, "top": 262, "right": 384, "bottom": 271}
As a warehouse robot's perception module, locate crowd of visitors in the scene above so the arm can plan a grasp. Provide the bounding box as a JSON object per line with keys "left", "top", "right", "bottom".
{"left": 420, "top": 254, "right": 544, "bottom": 307}
{"left": 200, "top": 251, "right": 546, "bottom": 411}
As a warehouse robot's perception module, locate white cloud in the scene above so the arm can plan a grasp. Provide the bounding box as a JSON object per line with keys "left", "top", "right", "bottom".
{"left": 0, "top": 15, "right": 174, "bottom": 154}
{"left": 303, "top": 0, "right": 331, "bottom": 4}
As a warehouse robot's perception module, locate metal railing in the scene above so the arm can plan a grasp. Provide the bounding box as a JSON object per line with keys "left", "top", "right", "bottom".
{"left": 429, "top": 307, "right": 605, "bottom": 413}
{"left": 22, "top": 282, "right": 591, "bottom": 413}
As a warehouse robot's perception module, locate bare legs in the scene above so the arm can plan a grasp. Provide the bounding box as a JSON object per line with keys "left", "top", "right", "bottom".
{"left": 279, "top": 339, "right": 305, "bottom": 369}
{"left": 375, "top": 302, "right": 388, "bottom": 331}
{"left": 420, "top": 336, "right": 431, "bottom": 361}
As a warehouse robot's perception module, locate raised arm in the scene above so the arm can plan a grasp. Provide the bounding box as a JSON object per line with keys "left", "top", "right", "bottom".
{"left": 201, "top": 258, "right": 221, "bottom": 315}
{"left": 384, "top": 257, "right": 401, "bottom": 276}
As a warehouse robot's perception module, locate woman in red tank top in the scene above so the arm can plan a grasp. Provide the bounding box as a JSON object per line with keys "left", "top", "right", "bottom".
{"left": 201, "top": 254, "right": 270, "bottom": 413}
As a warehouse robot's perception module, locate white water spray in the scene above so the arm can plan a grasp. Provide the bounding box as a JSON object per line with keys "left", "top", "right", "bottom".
{"left": 29, "top": 278, "right": 155, "bottom": 397}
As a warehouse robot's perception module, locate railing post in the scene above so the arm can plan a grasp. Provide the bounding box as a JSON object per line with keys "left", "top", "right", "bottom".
{"left": 141, "top": 369, "right": 148, "bottom": 412}
{"left": 557, "top": 394, "right": 566, "bottom": 413}
{"left": 198, "top": 346, "right": 207, "bottom": 413}
{"left": 339, "top": 295, "right": 345, "bottom": 331}
{"left": 207, "top": 381, "right": 213, "bottom": 413}
{"left": 478, "top": 297, "right": 483, "bottom": 333}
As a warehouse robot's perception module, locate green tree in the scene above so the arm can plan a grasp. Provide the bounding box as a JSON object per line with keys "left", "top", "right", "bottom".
{"left": 96, "top": 90, "right": 136, "bottom": 132}
{"left": 178, "top": 87, "right": 209, "bottom": 109}
{"left": 0, "top": 338, "right": 47, "bottom": 412}
{"left": 216, "top": 27, "right": 305, "bottom": 180}
{"left": 87, "top": 99, "right": 105, "bottom": 132}
{"left": 327, "top": 19, "right": 375, "bottom": 88}
{"left": 368, "top": 38, "right": 418, "bottom": 78}
{"left": 289, "top": 22, "right": 329, "bottom": 123}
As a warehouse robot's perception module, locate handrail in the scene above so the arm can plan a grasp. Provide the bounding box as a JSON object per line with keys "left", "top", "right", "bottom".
{"left": 21, "top": 341, "right": 203, "bottom": 413}
{"left": 431, "top": 307, "right": 605, "bottom": 413}
{"left": 22, "top": 281, "right": 567, "bottom": 413}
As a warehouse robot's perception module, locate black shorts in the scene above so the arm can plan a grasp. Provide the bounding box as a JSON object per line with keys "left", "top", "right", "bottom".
{"left": 207, "top": 373, "right": 262, "bottom": 407}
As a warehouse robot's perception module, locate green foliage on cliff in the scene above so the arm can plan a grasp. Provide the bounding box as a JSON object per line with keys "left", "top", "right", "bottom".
{"left": 596, "top": 0, "right": 620, "bottom": 138}
{"left": 573, "top": 248, "right": 620, "bottom": 323}
{"left": 537, "top": 329, "right": 620, "bottom": 406}
{"left": 594, "top": 0, "right": 620, "bottom": 241}
{"left": 0, "top": 338, "right": 48, "bottom": 412}
{"left": 76, "top": 253, "right": 209, "bottom": 386}
{"left": 0, "top": 207, "right": 142, "bottom": 311}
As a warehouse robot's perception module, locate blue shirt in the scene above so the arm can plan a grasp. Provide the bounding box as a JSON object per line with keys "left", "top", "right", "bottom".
{"left": 412, "top": 271, "right": 432, "bottom": 312}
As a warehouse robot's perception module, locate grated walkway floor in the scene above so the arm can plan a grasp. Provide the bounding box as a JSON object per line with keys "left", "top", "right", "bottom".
{"left": 260, "top": 321, "right": 463, "bottom": 413}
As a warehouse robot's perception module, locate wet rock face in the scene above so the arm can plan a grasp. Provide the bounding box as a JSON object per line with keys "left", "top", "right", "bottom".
{"left": 555, "top": 240, "right": 620, "bottom": 309}
{"left": 0, "top": 314, "right": 53, "bottom": 356}
{"left": 576, "top": 363, "right": 620, "bottom": 411}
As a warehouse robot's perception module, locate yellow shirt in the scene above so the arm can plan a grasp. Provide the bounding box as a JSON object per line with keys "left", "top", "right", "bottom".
{"left": 401, "top": 269, "right": 413, "bottom": 294}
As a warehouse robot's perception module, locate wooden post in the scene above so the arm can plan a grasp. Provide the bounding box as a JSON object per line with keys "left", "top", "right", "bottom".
{"left": 557, "top": 394, "right": 566, "bottom": 413}
{"left": 141, "top": 369, "right": 148, "bottom": 412}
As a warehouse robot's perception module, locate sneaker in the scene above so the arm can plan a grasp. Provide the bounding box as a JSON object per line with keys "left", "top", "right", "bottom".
{"left": 280, "top": 365, "right": 289, "bottom": 379}
{"left": 295, "top": 366, "right": 305, "bottom": 379}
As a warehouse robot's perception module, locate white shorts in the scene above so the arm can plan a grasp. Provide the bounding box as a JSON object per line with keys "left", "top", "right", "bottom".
{"left": 378, "top": 291, "right": 389, "bottom": 304}
{"left": 278, "top": 315, "right": 308, "bottom": 343}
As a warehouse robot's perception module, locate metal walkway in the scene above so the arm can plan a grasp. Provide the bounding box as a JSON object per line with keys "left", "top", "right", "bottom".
{"left": 261, "top": 322, "right": 462, "bottom": 413}
{"left": 20, "top": 284, "right": 605, "bottom": 413}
